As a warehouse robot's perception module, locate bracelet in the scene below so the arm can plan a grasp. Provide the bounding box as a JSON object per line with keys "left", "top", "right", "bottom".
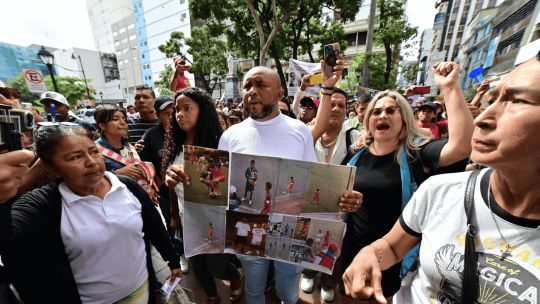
{"left": 321, "top": 89, "right": 333, "bottom": 96}
{"left": 321, "top": 86, "right": 334, "bottom": 90}
{"left": 369, "top": 245, "right": 383, "bottom": 264}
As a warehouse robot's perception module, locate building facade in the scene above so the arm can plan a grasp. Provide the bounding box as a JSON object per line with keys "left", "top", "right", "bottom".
{"left": 0, "top": 42, "right": 50, "bottom": 83}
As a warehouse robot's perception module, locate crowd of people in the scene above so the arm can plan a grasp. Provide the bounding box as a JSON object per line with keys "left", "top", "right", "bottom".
{"left": 0, "top": 49, "right": 539, "bottom": 304}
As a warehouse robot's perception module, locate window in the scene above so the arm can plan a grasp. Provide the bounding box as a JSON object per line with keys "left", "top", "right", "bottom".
{"left": 141, "top": 54, "right": 145, "bottom": 58}
{"left": 119, "top": 28, "right": 126, "bottom": 34}
{"left": 129, "top": 34, "right": 137, "bottom": 41}
{"left": 114, "top": 40, "right": 120, "bottom": 46}
{"left": 113, "top": 31, "right": 118, "bottom": 36}
{"left": 180, "top": 0, "right": 185, "bottom": 3}
{"left": 128, "top": 24, "right": 135, "bottom": 30}
{"left": 180, "top": 13, "right": 186, "bottom": 21}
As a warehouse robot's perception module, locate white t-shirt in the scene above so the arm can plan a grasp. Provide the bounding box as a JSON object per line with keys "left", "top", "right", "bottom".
{"left": 252, "top": 228, "right": 267, "bottom": 244}
{"left": 173, "top": 152, "right": 185, "bottom": 217}
{"left": 59, "top": 172, "right": 147, "bottom": 304}
{"left": 396, "top": 169, "right": 540, "bottom": 303}
{"left": 236, "top": 222, "right": 251, "bottom": 236}
{"left": 218, "top": 113, "right": 316, "bottom": 162}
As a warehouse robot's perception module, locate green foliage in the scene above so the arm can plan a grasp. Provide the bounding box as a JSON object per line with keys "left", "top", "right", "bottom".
{"left": 154, "top": 65, "right": 174, "bottom": 96}
{"left": 350, "top": 53, "right": 398, "bottom": 90}
{"left": 373, "top": 0, "right": 417, "bottom": 86}
{"left": 8, "top": 73, "right": 94, "bottom": 107}
{"left": 400, "top": 63, "right": 418, "bottom": 85}
{"left": 157, "top": 27, "right": 228, "bottom": 93}
{"left": 189, "top": 0, "right": 361, "bottom": 88}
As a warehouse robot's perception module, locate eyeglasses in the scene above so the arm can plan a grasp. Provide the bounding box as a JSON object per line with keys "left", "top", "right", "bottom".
{"left": 370, "top": 106, "right": 401, "bottom": 117}
{"left": 0, "top": 87, "right": 21, "bottom": 100}
{"left": 301, "top": 105, "right": 315, "bottom": 110}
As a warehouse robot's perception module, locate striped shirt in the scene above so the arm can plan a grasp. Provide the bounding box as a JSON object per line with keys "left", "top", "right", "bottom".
{"left": 128, "top": 117, "right": 159, "bottom": 144}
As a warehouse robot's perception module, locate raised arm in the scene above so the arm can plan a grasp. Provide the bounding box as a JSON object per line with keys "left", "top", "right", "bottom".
{"left": 292, "top": 76, "right": 310, "bottom": 117}
{"left": 309, "top": 58, "right": 345, "bottom": 143}
{"left": 433, "top": 62, "right": 474, "bottom": 167}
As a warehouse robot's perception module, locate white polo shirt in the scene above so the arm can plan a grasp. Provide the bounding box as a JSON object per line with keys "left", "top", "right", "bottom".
{"left": 59, "top": 172, "right": 147, "bottom": 304}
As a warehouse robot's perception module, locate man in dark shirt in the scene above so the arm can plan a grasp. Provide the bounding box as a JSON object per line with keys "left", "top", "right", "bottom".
{"left": 39, "top": 92, "right": 96, "bottom": 133}
{"left": 128, "top": 85, "right": 159, "bottom": 144}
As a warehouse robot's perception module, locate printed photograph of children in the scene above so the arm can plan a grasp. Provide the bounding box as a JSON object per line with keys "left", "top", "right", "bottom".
{"left": 183, "top": 145, "right": 229, "bottom": 206}
{"left": 301, "top": 162, "right": 354, "bottom": 215}
{"left": 183, "top": 202, "right": 226, "bottom": 257}
{"left": 229, "top": 153, "right": 279, "bottom": 214}
{"left": 265, "top": 214, "right": 296, "bottom": 258}
{"left": 225, "top": 211, "right": 269, "bottom": 257}
{"left": 293, "top": 217, "right": 311, "bottom": 241}
{"left": 303, "top": 218, "right": 346, "bottom": 273}
{"left": 272, "top": 160, "right": 311, "bottom": 215}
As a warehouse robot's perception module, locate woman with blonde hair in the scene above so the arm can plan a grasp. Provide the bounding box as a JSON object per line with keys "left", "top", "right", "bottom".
{"left": 337, "top": 62, "right": 474, "bottom": 301}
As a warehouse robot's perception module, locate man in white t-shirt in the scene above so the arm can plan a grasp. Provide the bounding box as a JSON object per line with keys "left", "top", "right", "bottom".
{"left": 235, "top": 217, "right": 251, "bottom": 254}
{"left": 219, "top": 64, "right": 343, "bottom": 303}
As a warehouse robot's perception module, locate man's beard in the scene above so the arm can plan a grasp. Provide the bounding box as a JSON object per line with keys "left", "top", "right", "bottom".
{"left": 247, "top": 102, "right": 276, "bottom": 120}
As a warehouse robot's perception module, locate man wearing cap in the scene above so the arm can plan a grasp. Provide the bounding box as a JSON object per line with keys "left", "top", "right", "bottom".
{"left": 417, "top": 101, "right": 444, "bottom": 139}
{"left": 344, "top": 93, "right": 370, "bottom": 132}
{"left": 39, "top": 91, "right": 96, "bottom": 133}
{"left": 298, "top": 96, "right": 318, "bottom": 124}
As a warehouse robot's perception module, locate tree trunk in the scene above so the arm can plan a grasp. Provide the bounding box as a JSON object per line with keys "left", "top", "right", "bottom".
{"left": 270, "top": 44, "right": 288, "bottom": 96}
{"left": 384, "top": 42, "right": 392, "bottom": 85}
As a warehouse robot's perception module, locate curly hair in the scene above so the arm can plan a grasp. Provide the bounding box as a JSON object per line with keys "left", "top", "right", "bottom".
{"left": 161, "top": 87, "right": 223, "bottom": 178}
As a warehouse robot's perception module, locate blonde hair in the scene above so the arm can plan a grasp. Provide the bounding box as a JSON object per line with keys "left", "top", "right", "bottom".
{"left": 352, "top": 90, "right": 432, "bottom": 164}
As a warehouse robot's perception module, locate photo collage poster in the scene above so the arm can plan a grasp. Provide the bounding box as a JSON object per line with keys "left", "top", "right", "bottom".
{"left": 182, "top": 146, "right": 354, "bottom": 274}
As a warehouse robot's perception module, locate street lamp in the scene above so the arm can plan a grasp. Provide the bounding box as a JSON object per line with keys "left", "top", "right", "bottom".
{"left": 99, "top": 91, "right": 104, "bottom": 104}
{"left": 72, "top": 53, "right": 92, "bottom": 101}
{"left": 37, "top": 46, "right": 59, "bottom": 93}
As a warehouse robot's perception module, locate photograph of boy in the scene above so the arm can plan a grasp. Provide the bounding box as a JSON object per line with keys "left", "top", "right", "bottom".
{"left": 305, "top": 218, "right": 346, "bottom": 272}
{"left": 183, "top": 146, "right": 229, "bottom": 206}
{"left": 225, "top": 211, "right": 269, "bottom": 256}
{"left": 260, "top": 182, "right": 273, "bottom": 215}
{"left": 300, "top": 162, "right": 355, "bottom": 215}
{"left": 246, "top": 223, "right": 267, "bottom": 256}
{"left": 293, "top": 217, "right": 311, "bottom": 241}
{"left": 229, "top": 153, "right": 279, "bottom": 214}
{"left": 243, "top": 159, "right": 258, "bottom": 206}
{"left": 272, "top": 160, "right": 311, "bottom": 215}
{"left": 183, "top": 202, "right": 226, "bottom": 257}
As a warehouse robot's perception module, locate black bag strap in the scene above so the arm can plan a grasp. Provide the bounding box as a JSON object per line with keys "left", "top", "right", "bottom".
{"left": 345, "top": 127, "right": 354, "bottom": 153}
{"left": 462, "top": 169, "right": 482, "bottom": 304}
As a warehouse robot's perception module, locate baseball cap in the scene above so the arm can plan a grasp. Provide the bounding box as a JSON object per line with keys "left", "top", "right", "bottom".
{"left": 40, "top": 91, "right": 69, "bottom": 107}
{"left": 154, "top": 95, "right": 174, "bottom": 113}
{"left": 230, "top": 185, "right": 237, "bottom": 193}
{"left": 300, "top": 97, "right": 318, "bottom": 109}
{"left": 418, "top": 101, "right": 437, "bottom": 112}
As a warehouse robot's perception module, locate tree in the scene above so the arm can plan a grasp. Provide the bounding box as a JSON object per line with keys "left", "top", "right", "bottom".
{"left": 190, "top": 0, "right": 360, "bottom": 92}
{"left": 374, "top": 0, "right": 417, "bottom": 87}
{"left": 8, "top": 73, "right": 94, "bottom": 108}
{"left": 344, "top": 52, "right": 398, "bottom": 91}
{"left": 157, "top": 27, "right": 228, "bottom": 93}
{"left": 401, "top": 63, "right": 418, "bottom": 85}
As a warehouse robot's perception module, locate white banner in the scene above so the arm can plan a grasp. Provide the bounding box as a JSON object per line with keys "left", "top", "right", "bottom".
{"left": 23, "top": 69, "right": 48, "bottom": 93}
{"left": 288, "top": 59, "right": 321, "bottom": 97}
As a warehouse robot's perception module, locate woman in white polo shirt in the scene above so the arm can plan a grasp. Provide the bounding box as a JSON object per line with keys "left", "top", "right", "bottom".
{"left": 0, "top": 123, "right": 181, "bottom": 304}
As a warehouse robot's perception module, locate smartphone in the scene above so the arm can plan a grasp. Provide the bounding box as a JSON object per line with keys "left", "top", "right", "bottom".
{"left": 309, "top": 73, "right": 323, "bottom": 85}
{"left": 323, "top": 43, "right": 340, "bottom": 77}
{"left": 412, "top": 86, "right": 430, "bottom": 95}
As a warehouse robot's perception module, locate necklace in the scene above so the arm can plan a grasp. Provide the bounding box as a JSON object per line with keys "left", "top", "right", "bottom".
{"left": 487, "top": 183, "right": 540, "bottom": 260}
{"left": 320, "top": 137, "right": 337, "bottom": 158}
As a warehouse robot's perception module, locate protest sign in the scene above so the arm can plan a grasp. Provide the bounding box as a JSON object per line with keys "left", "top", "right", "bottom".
{"left": 182, "top": 146, "right": 353, "bottom": 274}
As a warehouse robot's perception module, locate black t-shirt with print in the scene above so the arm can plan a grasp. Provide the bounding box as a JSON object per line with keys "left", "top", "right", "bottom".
{"left": 340, "top": 139, "right": 467, "bottom": 296}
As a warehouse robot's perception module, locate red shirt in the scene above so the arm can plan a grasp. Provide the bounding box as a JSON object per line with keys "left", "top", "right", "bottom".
{"left": 174, "top": 74, "right": 191, "bottom": 91}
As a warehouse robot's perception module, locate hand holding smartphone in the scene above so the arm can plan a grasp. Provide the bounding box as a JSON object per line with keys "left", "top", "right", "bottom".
{"left": 323, "top": 43, "right": 340, "bottom": 77}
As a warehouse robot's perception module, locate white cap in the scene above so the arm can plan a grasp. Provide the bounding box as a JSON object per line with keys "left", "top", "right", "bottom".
{"left": 229, "top": 185, "right": 237, "bottom": 193}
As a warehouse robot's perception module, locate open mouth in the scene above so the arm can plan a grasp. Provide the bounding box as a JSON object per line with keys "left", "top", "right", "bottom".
{"left": 376, "top": 122, "right": 390, "bottom": 131}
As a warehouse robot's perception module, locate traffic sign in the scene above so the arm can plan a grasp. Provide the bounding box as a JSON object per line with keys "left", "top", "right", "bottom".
{"left": 23, "top": 69, "right": 48, "bottom": 93}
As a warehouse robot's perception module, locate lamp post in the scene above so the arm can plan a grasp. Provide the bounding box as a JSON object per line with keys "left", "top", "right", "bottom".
{"left": 72, "top": 53, "right": 92, "bottom": 101}
{"left": 38, "top": 46, "right": 59, "bottom": 93}
{"left": 99, "top": 91, "right": 104, "bottom": 104}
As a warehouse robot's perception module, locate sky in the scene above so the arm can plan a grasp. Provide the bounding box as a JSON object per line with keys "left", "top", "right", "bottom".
{"left": 0, "top": 0, "right": 437, "bottom": 54}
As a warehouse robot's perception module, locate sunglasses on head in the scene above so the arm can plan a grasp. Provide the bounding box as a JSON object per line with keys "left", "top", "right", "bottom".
{"left": 0, "top": 87, "right": 21, "bottom": 100}
{"left": 370, "top": 105, "right": 401, "bottom": 117}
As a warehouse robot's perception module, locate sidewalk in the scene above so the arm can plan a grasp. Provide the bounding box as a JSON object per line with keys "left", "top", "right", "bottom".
{"left": 151, "top": 247, "right": 343, "bottom": 303}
